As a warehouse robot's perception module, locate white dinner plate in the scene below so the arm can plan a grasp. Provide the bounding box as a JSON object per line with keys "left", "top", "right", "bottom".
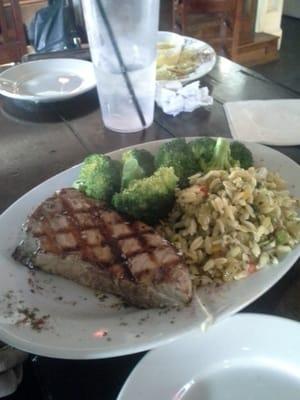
{"left": 0, "top": 59, "right": 96, "bottom": 102}
{"left": 0, "top": 139, "right": 299, "bottom": 359}
{"left": 118, "top": 313, "right": 300, "bottom": 400}
{"left": 157, "top": 31, "right": 216, "bottom": 83}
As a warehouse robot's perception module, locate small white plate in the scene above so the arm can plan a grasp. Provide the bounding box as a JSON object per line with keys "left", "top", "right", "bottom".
{"left": 157, "top": 31, "right": 216, "bottom": 83}
{"left": 0, "top": 139, "right": 299, "bottom": 359}
{"left": 118, "top": 313, "right": 300, "bottom": 400}
{"left": 0, "top": 59, "right": 96, "bottom": 103}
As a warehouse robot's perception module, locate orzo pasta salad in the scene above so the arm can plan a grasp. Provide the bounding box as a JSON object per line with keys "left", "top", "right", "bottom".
{"left": 158, "top": 167, "right": 300, "bottom": 287}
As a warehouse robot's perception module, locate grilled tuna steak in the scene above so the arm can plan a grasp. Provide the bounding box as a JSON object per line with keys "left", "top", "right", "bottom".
{"left": 13, "top": 188, "right": 192, "bottom": 308}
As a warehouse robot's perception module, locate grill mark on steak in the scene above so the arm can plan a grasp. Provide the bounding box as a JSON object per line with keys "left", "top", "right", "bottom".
{"left": 30, "top": 206, "right": 62, "bottom": 255}
{"left": 89, "top": 205, "right": 136, "bottom": 282}
{"left": 54, "top": 190, "right": 137, "bottom": 282}
{"left": 59, "top": 192, "right": 96, "bottom": 263}
{"left": 13, "top": 188, "right": 193, "bottom": 308}
{"left": 58, "top": 192, "right": 132, "bottom": 279}
{"left": 26, "top": 189, "right": 185, "bottom": 276}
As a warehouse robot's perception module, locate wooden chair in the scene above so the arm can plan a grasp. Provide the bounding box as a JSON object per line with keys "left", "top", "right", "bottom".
{"left": 0, "top": 0, "right": 27, "bottom": 64}
{"left": 172, "top": 0, "right": 243, "bottom": 58}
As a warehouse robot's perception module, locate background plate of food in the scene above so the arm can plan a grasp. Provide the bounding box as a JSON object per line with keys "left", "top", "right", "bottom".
{"left": 0, "top": 59, "right": 96, "bottom": 103}
{"left": 156, "top": 31, "right": 217, "bottom": 83}
{"left": 0, "top": 138, "right": 299, "bottom": 359}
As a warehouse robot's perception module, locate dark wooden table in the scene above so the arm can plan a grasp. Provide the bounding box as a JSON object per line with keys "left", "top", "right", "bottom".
{"left": 1, "top": 56, "right": 300, "bottom": 400}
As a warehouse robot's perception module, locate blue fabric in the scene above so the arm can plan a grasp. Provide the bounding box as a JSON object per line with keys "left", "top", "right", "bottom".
{"left": 27, "top": 0, "right": 80, "bottom": 53}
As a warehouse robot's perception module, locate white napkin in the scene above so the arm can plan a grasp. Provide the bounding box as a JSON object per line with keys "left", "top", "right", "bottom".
{"left": 0, "top": 343, "right": 27, "bottom": 398}
{"left": 224, "top": 100, "right": 300, "bottom": 146}
{"left": 156, "top": 81, "right": 213, "bottom": 116}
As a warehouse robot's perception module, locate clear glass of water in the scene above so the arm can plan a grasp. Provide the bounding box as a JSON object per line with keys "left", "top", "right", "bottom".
{"left": 82, "top": 0, "right": 160, "bottom": 133}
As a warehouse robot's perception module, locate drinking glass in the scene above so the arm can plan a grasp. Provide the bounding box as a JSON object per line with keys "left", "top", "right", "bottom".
{"left": 82, "top": 0, "right": 160, "bottom": 133}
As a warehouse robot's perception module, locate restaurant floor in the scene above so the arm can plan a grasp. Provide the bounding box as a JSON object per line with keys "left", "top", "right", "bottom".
{"left": 252, "top": 16, "right": 300, "bottom": 94}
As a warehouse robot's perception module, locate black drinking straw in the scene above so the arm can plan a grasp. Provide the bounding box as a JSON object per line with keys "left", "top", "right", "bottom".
{"left": 95, "top": 0, "right": 147, "bottom": 129}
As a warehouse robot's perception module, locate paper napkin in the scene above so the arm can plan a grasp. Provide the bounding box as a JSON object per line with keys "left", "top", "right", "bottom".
{"left": 0, "top": 343, "right": 27, "bottom": 398}
{"left": 224, "top": 100, "right": 300, "bottom": 146}
{"left": 156, "top": 81, "right": 213, "bottom": 116}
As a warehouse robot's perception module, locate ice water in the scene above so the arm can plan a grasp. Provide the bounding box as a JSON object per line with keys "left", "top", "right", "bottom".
{"left": 81, "top": 0, "right": 159, "bottom": 133}
{"left": 94, "top": 60, "right": 156, "bottom": 133}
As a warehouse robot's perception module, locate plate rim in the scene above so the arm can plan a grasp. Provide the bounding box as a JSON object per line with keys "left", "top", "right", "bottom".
{"left": 0, "top": 138, "right": 299, "bottom": 359}
{"left": 0, "top": 58, "right": 96, "bottom": 103}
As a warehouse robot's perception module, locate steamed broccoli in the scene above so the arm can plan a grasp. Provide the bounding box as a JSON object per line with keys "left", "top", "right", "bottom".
{"left": 112, "top": 167, "right": 178, "bottom": 224}
{"left": 188, "top": 138, "right": 216, "bottom": 171}
{"left": 230, "top": 141, "right": 253, "bottom": 169}
{"left": 155, "top": 139, "right": 198, "bottom": 187}
{"left": 198, "top": 138, "right": 254, "bottom": 173}
{"left": 203, "top": 137, "right": 239, "bottom": 172}
{"left": 73, "top": 154, "right": 121, "bottom": 202}
{"left": 121, "top": 149, "right": 154, "bottom": 189}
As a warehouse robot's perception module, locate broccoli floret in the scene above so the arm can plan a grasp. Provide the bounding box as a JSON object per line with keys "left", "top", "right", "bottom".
{"left": 155, "top": 139, "right": 198, "bottom": 187}
{"left": 121, "top": 149, "right": 154, "bottom": 189}
{"left": 230, "top": 141, "right": 253, "bottom": 169}
{"left": 203, "top": 137, "right": 238, "bottom": 172}
{"left": 188, "top": 138, "right": 216, "bottom": 171}
{"left": 73, "top": 154, "right": 121, "bottom": 202}
{"left": 112, "top": 167, "right": 178, "bottom": 224}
